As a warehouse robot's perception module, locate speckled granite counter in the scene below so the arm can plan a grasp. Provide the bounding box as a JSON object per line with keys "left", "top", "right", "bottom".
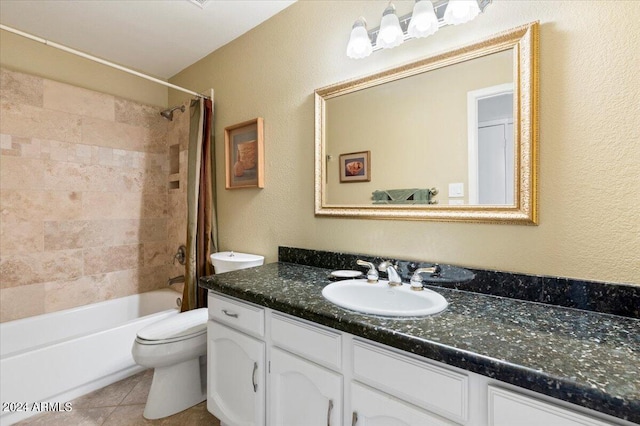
{"left": 200, "top": 262, "right": 640, "bottom": 424}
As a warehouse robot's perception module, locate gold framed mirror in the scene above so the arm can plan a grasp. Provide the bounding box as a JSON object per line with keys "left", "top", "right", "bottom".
{"left": 315, "top": 22, "right": 538, "bottom": 224}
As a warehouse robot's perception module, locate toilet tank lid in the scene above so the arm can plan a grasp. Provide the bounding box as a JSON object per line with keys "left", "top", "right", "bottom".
{"left": 210, "top": 251, "right": 264, "bottom": 262}
{"left": 137, "top": 308, "right": 208, "bottom": 341}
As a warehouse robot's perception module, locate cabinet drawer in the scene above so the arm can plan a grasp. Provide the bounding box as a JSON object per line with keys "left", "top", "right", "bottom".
{"left": 488, "top": 386, "right": 613, "bottom": 426}
{"left": 351, "top": 382, "right": 458, "bottom": 426}
{"left": 270, "top": 313, "right": 341, "bottom": 370}
{"left": 208, "top": 292, "right": 264, "bottom": 337}
{"left": 352, "top": 340, "right": 468, "bottom": 423}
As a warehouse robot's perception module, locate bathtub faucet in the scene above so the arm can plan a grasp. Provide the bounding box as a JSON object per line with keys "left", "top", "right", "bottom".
{"left": 167, "top": 275, "right": 185, "bottom": 286}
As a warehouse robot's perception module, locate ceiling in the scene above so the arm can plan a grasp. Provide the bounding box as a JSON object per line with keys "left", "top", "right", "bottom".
{"left": 0, "top": 0, "right": 297, "bottom": 79}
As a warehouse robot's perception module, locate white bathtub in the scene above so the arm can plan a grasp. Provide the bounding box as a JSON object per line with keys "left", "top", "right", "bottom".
{"left": 0, "top": 289, "right": 179, "bottom": 425}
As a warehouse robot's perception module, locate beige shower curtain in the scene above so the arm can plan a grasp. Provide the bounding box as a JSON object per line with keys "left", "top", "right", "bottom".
{"left": 182, "top": 95, "right": 217, "bottom": 311}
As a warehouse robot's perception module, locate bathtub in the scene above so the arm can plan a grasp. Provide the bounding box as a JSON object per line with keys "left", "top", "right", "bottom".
{"left": 0, "top": 289, "right": 179, "bottom": 425}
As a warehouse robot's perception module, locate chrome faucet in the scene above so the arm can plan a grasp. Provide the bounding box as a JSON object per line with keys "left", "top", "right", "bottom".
{"left": 167, "top": 275, "right": 185, "bottom": 286}
{"left": 410, "top": 265, "right": 442, "bottom": 291}
{"left": 378, "top": 260, "right": 402, "bottom": 286}
{"left": 356, "top": 260, "right": 378, "bottom": 283}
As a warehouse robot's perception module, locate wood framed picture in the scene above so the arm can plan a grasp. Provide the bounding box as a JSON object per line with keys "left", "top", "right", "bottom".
{"left": 225, "top": 117, "right": 264, "bottom": 189}
{"left": 339, "top": 151, "right": 370, "bottom": 183}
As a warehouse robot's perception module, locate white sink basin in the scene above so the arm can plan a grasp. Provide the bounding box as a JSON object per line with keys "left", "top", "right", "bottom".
{"left": 322, "top": 279, "right": 448, "bottom": 317}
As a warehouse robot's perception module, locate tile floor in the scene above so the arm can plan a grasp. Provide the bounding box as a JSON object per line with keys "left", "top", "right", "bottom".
{"left": 16, "top": 370, "right": 221, "bottom": 425}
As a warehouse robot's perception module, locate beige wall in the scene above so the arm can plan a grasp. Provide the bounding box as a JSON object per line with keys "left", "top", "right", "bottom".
{"left": 170, "top": 0, "right": 640, "bottom": 285}
{"left": 0, "top": 68, "right": 177, "bottom": 322}
{"left": 0, "top": 29, "right": 168, "bottom": 108}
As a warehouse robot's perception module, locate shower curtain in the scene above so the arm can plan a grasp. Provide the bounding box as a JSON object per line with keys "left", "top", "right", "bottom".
{"left": 183, "top": 95, "right": 217, "bottom": 311}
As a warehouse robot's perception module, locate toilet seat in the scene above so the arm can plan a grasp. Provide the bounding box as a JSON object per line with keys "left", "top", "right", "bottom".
{"left": 136, "top": 308, "right": 208, "bottom": 345}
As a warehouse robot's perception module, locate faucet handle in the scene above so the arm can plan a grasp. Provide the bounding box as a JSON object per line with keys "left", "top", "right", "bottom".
{"left": 356, "top": 260, "right": 378, "bottom": 283}
{"left": 410, "top": 265, "right": 442, "bottom": 290}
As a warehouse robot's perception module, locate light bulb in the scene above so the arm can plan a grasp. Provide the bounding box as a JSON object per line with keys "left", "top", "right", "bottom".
{"left": 443, "top": 0, "right": 480, "bottom": 25}
{"left": 376, "top": 4, "right": 404, "bottom": 49}
{"left": 346, "top": 18, "right": 373, "bottom": 59}
{"left": 408, "top": 0, "right": 439, "bottom": 39}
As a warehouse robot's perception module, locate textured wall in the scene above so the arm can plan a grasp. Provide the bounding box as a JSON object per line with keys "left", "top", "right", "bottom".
{"left": 169, "top": 0, "right": 640, "bottom": 285}
{"left": 0, "top": 68, "right": 173, "bottom": 322}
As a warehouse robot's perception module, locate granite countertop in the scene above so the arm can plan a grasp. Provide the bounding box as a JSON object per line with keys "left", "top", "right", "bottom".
{"left": 199, "top": 262, "right": 640, "bottom": 424}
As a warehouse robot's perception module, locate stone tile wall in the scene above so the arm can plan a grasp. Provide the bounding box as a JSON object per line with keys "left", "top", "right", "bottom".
{"left": 165, "top": 100, "right": 190, "bottom": 296}
{"left": 0, "top": 68, "right": 187, "bottom": 322}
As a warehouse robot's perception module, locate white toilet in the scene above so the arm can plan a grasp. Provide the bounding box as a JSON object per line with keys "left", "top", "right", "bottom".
{"left": 210, "top": 251, "right": 265, "bottom": 273}
{"left": 132, "top": 251, "right": 264, "bottom": 419}
{"left": 132, "top": 308, "right": 208, "bottom": 419}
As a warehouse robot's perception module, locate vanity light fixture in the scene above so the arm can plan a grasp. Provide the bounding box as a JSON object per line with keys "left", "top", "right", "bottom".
{"left": 443, "top": 0, "right": 481, "bottom": 25}
{"left": 346, "top": 0, "right": 491, "bottom": 59}
{"left": 408, "top": 0, "right": 439, "bottom": 39}
{"left": 346, "top": 17, "right": 374, "bottom": 59}
{"left": 377, "top": 4, "right": 404, "bottom": 49}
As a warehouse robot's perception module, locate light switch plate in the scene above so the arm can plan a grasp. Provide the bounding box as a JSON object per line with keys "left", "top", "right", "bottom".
{"left": 449, "top": 183, "right": 464, "bottom": 197}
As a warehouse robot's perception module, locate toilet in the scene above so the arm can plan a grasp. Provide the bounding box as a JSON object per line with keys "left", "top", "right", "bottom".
{"left": 132, "top": 308, "right": 208, "bottom": 419}
{"left": 210, "top": 251, "right": 265, "bottom": 273}
{"left": 132, "top": 251, "right": 264, "bottom": 419}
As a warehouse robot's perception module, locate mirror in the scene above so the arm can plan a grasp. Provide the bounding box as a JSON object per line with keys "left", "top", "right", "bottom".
{"left": 315, "top": 22, "right": 538, "bottom": 224}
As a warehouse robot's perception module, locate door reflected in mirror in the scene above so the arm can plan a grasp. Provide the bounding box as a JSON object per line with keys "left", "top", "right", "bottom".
{"left": 315, "top": 22, "right": 538, "bottom": 224}
{"left": 468, "top": 84, "right": 514, "bottom": 205}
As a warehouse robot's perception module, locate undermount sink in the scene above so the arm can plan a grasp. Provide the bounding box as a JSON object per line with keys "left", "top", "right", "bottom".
{"left": 322, "top": 279, "right": 448, "bottom": 317}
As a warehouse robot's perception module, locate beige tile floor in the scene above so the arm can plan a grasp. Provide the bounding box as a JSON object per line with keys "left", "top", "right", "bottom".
{"left": 16, "top": 370, "right": 221, "bottom": 425}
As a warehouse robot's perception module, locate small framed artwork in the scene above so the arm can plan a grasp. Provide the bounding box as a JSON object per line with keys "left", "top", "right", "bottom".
{"left": 225, "top": 117, "right": 264, "bottom": 189}
{"left": 339, "top": 151, "right": 370, "bottom": 183}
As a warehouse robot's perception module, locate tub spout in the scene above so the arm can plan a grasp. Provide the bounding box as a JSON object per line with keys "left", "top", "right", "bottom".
{"left": 167, "top": 275, "right": 185, "bottom": 286}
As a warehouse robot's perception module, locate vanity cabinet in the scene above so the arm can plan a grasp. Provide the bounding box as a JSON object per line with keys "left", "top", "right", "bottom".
{"left": 269, "top": 312, "right": 343, "bottom": 426}
{"left": 207, "top": 294, "right": 266, "bottom": 426}
{"left": 207, "top": 291, "right": 620, "bottom": 426}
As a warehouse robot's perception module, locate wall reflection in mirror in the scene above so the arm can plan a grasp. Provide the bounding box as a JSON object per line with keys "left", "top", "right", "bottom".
{"left": 315, "top": 22, "right": 538, "bottom": 224}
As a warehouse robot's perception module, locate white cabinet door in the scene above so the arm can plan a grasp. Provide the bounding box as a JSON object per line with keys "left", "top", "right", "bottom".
{"left": 269, "top": 347, "right": 342, "bottom": 426}
{"left": 207, "top": 322, "right": 265, "bottom": 426}
{"left": 350, "top": 382, "right": 457, "bottom": 426}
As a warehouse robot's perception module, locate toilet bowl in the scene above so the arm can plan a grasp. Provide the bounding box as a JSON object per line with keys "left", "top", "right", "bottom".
{"left": 132, "top": 308, "right": 208, "bottom": 419}
{"left": 133, "top": 251, "right": 264, "bottom": 419}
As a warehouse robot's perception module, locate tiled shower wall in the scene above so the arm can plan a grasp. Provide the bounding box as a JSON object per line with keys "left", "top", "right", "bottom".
{"left": 0, "top": 68, "right": 189, "bottom": 322}
{"left": 166, "top": 100, "right": 190, "bottom": 294}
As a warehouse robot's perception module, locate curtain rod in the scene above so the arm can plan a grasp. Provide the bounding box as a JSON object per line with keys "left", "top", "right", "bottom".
{"left": 0, "top": 24, "right": 209, "bottom": 100}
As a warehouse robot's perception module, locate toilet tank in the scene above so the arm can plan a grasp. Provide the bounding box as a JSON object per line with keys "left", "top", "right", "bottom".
{"left": 210, "top": 251, "right": 264, "bottom": 274}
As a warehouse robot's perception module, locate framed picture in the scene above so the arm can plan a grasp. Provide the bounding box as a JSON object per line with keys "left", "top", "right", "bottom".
{"left": 339, "top": 151, "right": 370, "bottom": 183}
{"left": 225, "top": 117, "right": 264, "bottom": 189}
